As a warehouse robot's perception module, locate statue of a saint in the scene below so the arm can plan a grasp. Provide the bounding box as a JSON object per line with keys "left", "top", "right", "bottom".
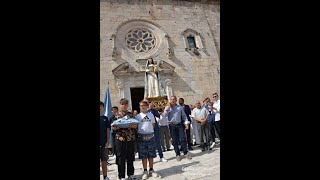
{"left": 144, "top": 58, "right": 166, "bottom": 98}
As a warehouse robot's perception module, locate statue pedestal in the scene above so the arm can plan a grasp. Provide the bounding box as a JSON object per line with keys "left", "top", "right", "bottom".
{"left": 146, "top": 96, "right": 168, "bottom": 112}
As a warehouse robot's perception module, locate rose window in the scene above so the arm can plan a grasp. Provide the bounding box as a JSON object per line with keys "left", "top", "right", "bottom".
{"left": 126, "top": 29, "right": 156, "bottom": 53}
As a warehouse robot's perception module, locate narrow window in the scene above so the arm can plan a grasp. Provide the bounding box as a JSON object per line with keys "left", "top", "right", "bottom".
{"left": 187, "top": 36, "right": 196, "bottom": 49}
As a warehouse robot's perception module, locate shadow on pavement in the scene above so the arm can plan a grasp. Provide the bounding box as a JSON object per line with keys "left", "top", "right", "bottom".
{"left": 158, "top": 146, "right": 220, "bottom": 161}
{"left": 156, "top": 161, "right": 200, "bottom": 178}
{"left": 188, "top": 148, "right": 219, "bottom": 158}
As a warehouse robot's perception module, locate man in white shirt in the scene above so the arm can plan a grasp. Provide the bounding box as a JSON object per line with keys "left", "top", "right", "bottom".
{"left": 212, "top": 93, "right": 220, "bottom": 142}
{"left": 158, "top": 112, "right": 171, "bottom": 152}
{"left": 191, "top": 100, "right": 210, "bottom": 151}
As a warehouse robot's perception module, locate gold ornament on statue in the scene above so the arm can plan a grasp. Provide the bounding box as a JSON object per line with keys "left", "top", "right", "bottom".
{"left": 145, "top": 96, "right": 169, "bottom": 112}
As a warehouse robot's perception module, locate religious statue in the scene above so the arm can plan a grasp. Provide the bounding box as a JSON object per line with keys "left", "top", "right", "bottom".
{"left": 144, "top": 58, "right": 166, "bottom": 98}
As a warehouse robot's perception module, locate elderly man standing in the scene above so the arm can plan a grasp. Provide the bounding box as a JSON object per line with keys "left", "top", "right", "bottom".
{"left": 163, "top": 95, "right": 192, "bottom": 161}
{"left": 191, "top": 100, "right": 210, "bottom": 151}
{"left": 189, "top": 104, "right": 200, "bottom": 145}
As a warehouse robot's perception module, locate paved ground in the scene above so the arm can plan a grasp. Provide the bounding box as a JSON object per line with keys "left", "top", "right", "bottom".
{"left": 100, "top": 144, "right": 220, "bottom": 180}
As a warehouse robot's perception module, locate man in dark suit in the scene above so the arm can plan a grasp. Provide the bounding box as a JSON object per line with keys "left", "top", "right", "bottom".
{"left": 179, "top": 98, "right": 193, "bottom": 150}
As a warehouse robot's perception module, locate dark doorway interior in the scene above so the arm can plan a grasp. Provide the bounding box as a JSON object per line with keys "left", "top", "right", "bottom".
{"left": 130, "top": 87, "right": 144, "bottom": 113}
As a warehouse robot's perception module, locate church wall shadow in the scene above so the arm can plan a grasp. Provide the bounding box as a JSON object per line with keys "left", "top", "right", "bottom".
{"left": 172, "top": 71, "right": 196, "bottom": 94}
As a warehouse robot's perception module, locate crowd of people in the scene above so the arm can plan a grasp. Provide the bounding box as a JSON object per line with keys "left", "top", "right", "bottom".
{"left": 100, "top": 93, "right": 221, "bottom": 180}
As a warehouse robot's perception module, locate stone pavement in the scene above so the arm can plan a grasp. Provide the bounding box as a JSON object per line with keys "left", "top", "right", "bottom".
{"left": 100, "top": 144, "right": 220, "bottom": 180}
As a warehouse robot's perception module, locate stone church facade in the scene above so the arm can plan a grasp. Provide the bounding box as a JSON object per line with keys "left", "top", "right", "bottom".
{"left": 100, "top": 0, "right": 220, "bottom": 111}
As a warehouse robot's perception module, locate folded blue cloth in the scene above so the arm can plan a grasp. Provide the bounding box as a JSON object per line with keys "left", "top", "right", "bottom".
{"left": 111, "top": 117, "right": 139, "bottom": 129}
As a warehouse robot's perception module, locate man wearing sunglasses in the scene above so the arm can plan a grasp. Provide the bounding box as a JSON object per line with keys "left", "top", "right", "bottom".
{"left": 212, "top": 93, "right": 220, "bottom": 146}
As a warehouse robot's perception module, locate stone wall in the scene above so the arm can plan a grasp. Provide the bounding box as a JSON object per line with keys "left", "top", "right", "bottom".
{"left": 101, "top": 0, "right": 220, "bottom": 110}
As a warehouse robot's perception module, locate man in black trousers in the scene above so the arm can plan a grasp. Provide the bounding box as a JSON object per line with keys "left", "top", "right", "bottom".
{"left": 179, "top": 98, "right": 193, "bottom": 150}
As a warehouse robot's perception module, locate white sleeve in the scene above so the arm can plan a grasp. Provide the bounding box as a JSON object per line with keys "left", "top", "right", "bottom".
{"left": 158, "top": 115, "right": 164, "bottom": 124}
{"left": 213, "top": 101, "right": 220, "bottom": 113}
{"left": 191, "top": 109, "right": 195, "bottom": 118}
{"left": 216, "top": 101, "right": 220, "bottom": 113}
